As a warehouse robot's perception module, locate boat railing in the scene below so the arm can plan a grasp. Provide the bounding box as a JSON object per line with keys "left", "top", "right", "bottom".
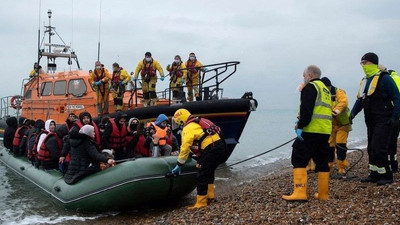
{"left": 130, "top": 61, "right": 240, "bottom": 107}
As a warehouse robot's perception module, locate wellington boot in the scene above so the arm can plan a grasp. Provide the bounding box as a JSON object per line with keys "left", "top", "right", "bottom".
{"left": 207, "top": 184, "right": 215, "bottom": 200}
{"left": 337, "top": 160, "right": 349, "bottom": 175}
{"left": 282, "top": 168, "right": 308, "bottom": 201}
{"left": 328, "top": 162, "right": 334, "bottom": 173}
{"left": 314, "top": 172, "right": 330, "bottom": 200}
{"left": 188, "top": 195, "right": 208, "bottom": 210}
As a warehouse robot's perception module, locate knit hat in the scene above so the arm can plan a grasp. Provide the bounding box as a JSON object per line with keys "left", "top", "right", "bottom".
{"left": 155, "top": 114, "right": 169, "bottom": 126}
{"left": 79, "top": 125, "right": 95, "bottom": 138}
{"left": 361, "top": 52, "right": 379, "bottom": 65}
{"left": 320, "top": 77, "right": 332, "bottom": 87}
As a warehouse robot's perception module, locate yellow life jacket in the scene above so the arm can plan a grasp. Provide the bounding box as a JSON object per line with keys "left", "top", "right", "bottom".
{"left": 357, "top": 74, "right": 380, "bottom": 99}
{"left": 302, "top": 80, "right": 332, "bottom": 135}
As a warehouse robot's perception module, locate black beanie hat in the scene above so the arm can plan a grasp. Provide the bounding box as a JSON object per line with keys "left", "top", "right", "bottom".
{"left": 320, "top": 77, "right": 332, "bottom": 87}
{"left": 145, "top": 52, "right": 152, "bottom": 57}
{"left": 361, "top": 52, "right": 379, "bottom": 65}
{"left": 35, "top": 119, "right": 45, "bottom": 130}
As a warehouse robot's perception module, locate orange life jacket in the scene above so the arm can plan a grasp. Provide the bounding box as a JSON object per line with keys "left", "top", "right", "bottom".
{"left": 108, "top": 118, "right": 127, "bottom": 149}
{"left": 12, "top": 125, "right": 29, "bottom": 147}
{"left": 75, "top": 121, "right": 102, "bottom": 148}
{"left": 186, "top": 60, "right": 198, "bottom": 74}
{"left": 37, "top": 132, "right": 62, "bottom": 161}
{"left": 140, "top": 59, "right": 157, "bottom": 77}
{"left": 151, "top": 122, "right": 168, "bottom": 146}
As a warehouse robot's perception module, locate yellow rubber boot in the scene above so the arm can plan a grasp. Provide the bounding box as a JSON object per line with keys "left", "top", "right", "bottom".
{"left": 282, "top": 168, "right": 308, "bottom": 201}
{"left": 314, "top": 172, "right": 330, "bottom": 200}
{"left": 188, "top": 195, "right": 208, "bottom": 210}
{"left": 337, "top": 160, "right": 349, "bottom": 175}
{"left": 207, "top": 184, "right": 215, "bottom": 200}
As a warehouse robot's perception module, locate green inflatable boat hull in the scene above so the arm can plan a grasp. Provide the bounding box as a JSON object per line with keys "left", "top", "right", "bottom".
{"left": 0, "top": 148, "right": 197, "bottom": 212}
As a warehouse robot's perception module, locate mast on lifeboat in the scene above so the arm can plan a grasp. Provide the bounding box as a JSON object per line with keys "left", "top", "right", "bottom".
{"left": 39, "top": 9, "right": 80, "bottom": 73}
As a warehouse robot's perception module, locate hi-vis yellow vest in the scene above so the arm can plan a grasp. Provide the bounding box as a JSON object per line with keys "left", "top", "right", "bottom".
{"left": 303, "top": 80, "right": 333, "bottom": 135}
{"left": 357, "top": 74, "right": 380, "bottom": 99}
{"left": 333, "top": 88, "right": 351, "bottom": 126}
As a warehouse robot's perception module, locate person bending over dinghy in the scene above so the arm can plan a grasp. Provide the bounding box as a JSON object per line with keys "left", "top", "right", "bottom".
{"left": 37, "top": 120, "right": 62, "bottom": 170}
{"left": 64, "top": 125, "right": 115, "bottom": 185}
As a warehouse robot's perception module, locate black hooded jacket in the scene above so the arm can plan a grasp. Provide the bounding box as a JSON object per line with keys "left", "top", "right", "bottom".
{"left": 64, "top": 136, "right": 109, "bottom": 185}
{"left": 3, "top": 117, "right": 18, "bottom": 150}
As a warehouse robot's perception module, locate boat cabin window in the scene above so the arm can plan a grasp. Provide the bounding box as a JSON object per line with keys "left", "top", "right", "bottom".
{"left": 54, "top": 80, "right": 67, "bottom": 95}
{"left": 40, "top": 82, "right": 53, "bottom": 96}
{"left": 68, "top": 79, "right": 87, "bottom": 97}
{"left": 24, "top": 90, "right": 32, "bottom": 99}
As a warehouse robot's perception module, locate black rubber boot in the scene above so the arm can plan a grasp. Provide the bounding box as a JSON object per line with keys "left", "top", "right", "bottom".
{"left": 376, "top": 167, "right": 393, "bottom": 186}
{"left": 360, "top": 171, "right": 379, "bottom": 183}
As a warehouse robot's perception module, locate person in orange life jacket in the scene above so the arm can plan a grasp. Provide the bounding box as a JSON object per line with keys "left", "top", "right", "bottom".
{"left": 12, "top": 117, "right": 31, "bottom": 156}
{"left": 26, "top": 120, "right": 45, "bottom": 163}
{"left": 171, "top": 109, "right": 226, "bottom": 209}
{"left": 185, "top": 53, "right": 206, "bottom": 102}
{"left": 151, "top": 114, "right": 173, "bottom": 157}
{"left": 167, "top": 55, "right": 187, "bottom": 101}
{"left": 134, "top": 52, "right": 165, "bottom": 107}
{"left": 37, "top": 120, "right": 62, "bottom": 170}
{"left": 64, "top": 125, "right": 115, "bottom": 185}
{"left": 134, "top": 121, "right": 153, "bottom": 157}
{"left": 3, "top": 117, "right": 18, "bottom": 151}
{"left": 102, "top": 113, "right": 128, "bottom": 160}
{"left": 351, "top": 53, "right": 400, "bottom": 186}
{"left": 109, "top": 63, "right": 131, "bottom": 112}
{"left": 125, "top": 117, "right": 140, "bottom": 158}
{"left": 89, "top": 61, "right": 111, "bottom": 116}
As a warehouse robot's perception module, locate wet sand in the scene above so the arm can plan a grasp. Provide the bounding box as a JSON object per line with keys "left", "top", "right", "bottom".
{"left": 90, "top": 148, "right": 400, "bottom": 225}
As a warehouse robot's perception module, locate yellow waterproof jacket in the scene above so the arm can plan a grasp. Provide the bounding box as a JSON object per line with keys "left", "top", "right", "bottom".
{"left": 134, "top": 59, "right": 164, "bottom": 78}
{"left": 89, "top": 68, "right": 111, "bottom": 85}
{"left": 185, "top": 60, "right": 204, "bottom": 78}
{"left": 167, "top": 62, "right": 187, "bottom": 80}
{"left": 112, "top": 69, "right": 131, "bottom": 84}
{"left": 332, "top": 89, "right": 348, "bottom": 114}
{"left": 177, "top": 122, "right": 220, "bottom": 165}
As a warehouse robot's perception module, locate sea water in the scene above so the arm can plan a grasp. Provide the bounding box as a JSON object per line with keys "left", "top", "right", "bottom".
{"left": 0, "top": 108, "right": 368, "bottom": 224}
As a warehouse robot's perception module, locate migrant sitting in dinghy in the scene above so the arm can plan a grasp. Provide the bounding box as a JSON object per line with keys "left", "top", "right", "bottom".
{"left": 37, "top": 120, "right": 62, "bottom": 170}
{"left": 64, "top": 125, "right": 115, "bottom": 185}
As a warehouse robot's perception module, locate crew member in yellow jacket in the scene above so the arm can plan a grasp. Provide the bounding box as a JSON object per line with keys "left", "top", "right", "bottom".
{"left": 171, "top": 109, "right": 227, "bottom": 209}
{"left": 134, "top": 52, "right": 165, "bottom": 107}
{"left": 185, "top": 53, "right": 205, "bottom": 102}
{"left": 29, "top": 62, "right": 45, "bottom": 78}
{"left": 167, "top": 55, "right": 187, "bottom": 101}
{"left": 321, "top": 77, "right": 352, "bottom": 175}
{"left": 89, "top": 61, "right": 111, "bottom": 116}
{"left": 110, "top": 63, "right": 131, "bottom": 112}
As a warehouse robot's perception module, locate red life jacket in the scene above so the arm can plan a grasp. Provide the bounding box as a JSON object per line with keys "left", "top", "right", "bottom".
{"left": 111, "top": 68, "right": 123, "bottom": 85}
{"left": 94, "top": 68, "right": 105, "bottom": 81}
{"left": 12, "top": 125, "right": 29, "bottom": 147}
{"left": 37, "top": 132, "right": 62, "bottom": 162}
{"left": 185, "top": 116, "right": 222, "bottom": 156}
{"left": 186, "top": 60, "right": 198, "bottom": 74}
{"left": 166, "top": 133, "right": 174, "bottom": 146}
{"left": 140, "top": 59, "right": 157, "bottom": 77}
{"left": 75, "top": 121, "right": 102, "bottom": 148}
{"left": 108, "top": 118, "right": 127, "bottom": 149}
{"left": 171, "top": 62, "right": 183, "bottom": 78}
{"left": 135, "top": 135, "right": 152, "bottom": 157}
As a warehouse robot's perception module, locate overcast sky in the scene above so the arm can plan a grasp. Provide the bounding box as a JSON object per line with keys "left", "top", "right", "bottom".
{"left": 0, "top": 0, "right": 400, "bottom": 110}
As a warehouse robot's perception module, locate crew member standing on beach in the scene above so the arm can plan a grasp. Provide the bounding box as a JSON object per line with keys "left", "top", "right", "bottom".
{"left": 351, "top": 53, "right": 400, "bottom": 185}
{"left": 171, "top": 108, "right": 226, "bottom": 209}
{"left": 320, "top": 77, "right": 352, "bottom": 176}
{"left": 282, "top": 65, "right": 332, "bottom": 201}
{"left": 89, "top": 61, "right": 111, "bottom": 116}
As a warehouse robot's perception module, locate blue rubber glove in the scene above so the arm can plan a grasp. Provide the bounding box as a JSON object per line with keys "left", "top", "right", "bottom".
{"left": 120, "top": 81, "right": 125, "bottom": 86}
{"left": 160, "top": 76, "right": 165, "bottom": 81}
{"left": 95, "top": 81, "right": 102, "bottom": 86}
{"left": 295, "top": 128, "right": 304, "bottom": 141}
{"left": 171, "top": 165, "right": 181, "bottom": 175}
{"left": 133, "top": 77, "right": 138, "bottom": 82}
{"left": 181, "top": 78, "right": 185, "bottom": 84}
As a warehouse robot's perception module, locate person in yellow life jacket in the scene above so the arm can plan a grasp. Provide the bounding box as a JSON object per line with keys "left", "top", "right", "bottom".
{"left": 185, "top": 53, "right": 205, "bottom": 102}
{"left": 351, "top": 52, "right": 400, "bottom": 186}
{"left": 320, "top": 77, "right": 352, "bottom": 176}
{"left": 134, "top": 52, "right": 165, "bottom": 107}
{"left": 283, "top": 65, "right": 332, "bottom": 202}
{"left": 29, "top": 62, "right": 45, "bottom": 78}
{"left": 151, "top": 114, "right": 172, "bottom": 157}
{"left": 110, "top": 63, "right": 131, "bottom": 112}
{"left": 167, "top": 55, "right": 187, "bottom": 102}
{"left": 89, "top": 61, "right": 111, "bottom": 116}
{"left": 379, "top": 65, "right": 400, "bottom": 173}
{"left": 171, "top": 109, "right": 227, "bottom": 210}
